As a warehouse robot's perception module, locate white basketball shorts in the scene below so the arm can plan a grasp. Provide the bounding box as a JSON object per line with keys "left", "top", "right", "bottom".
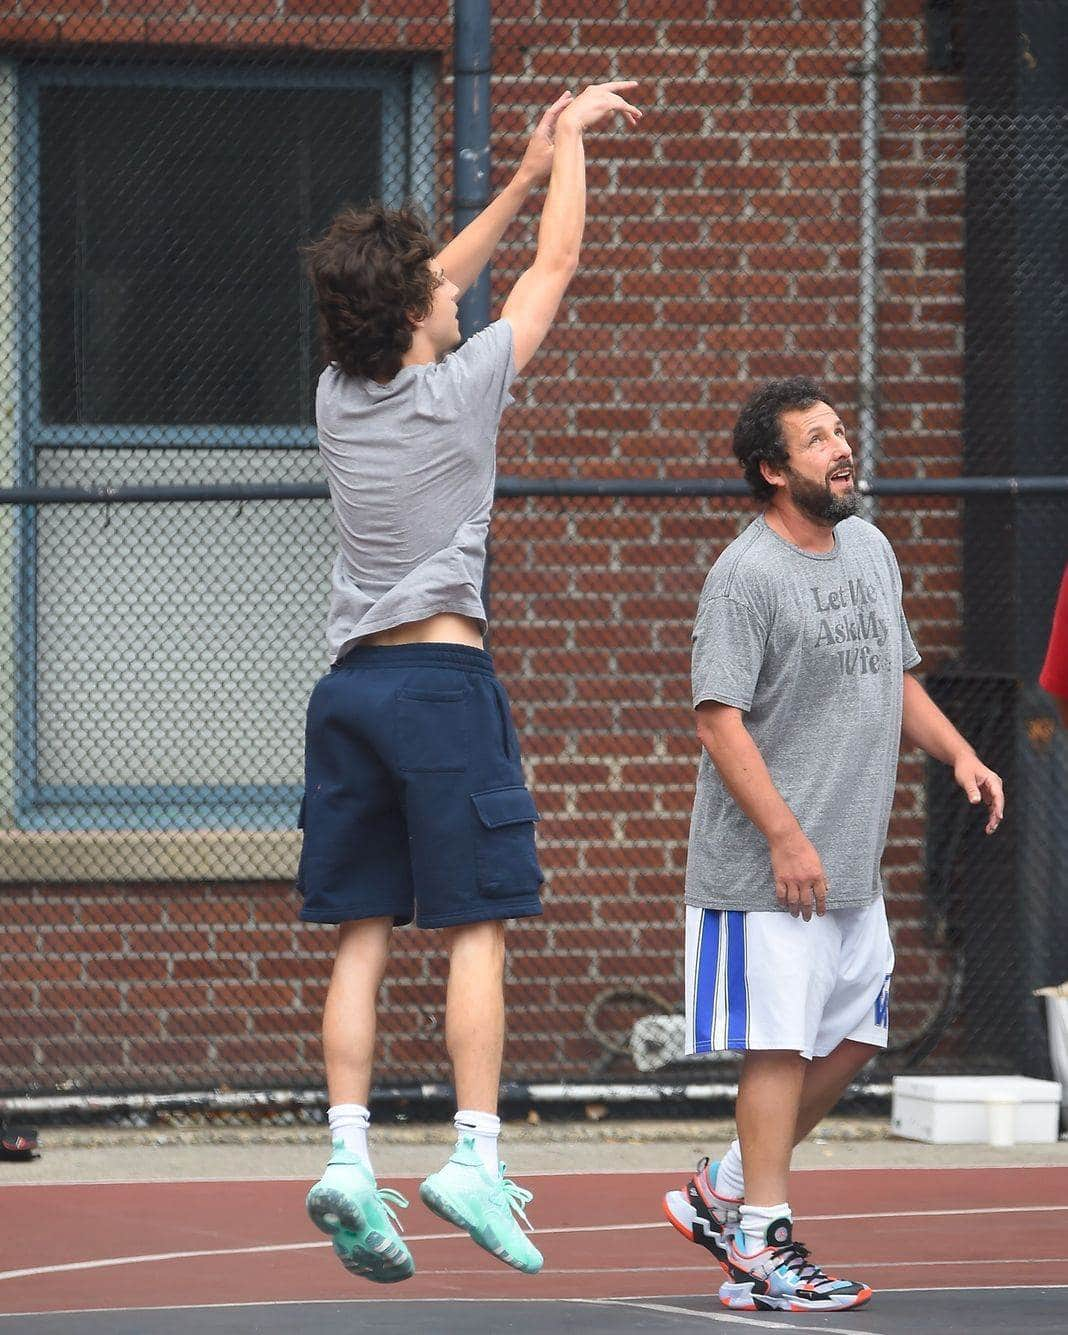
{"left": 684, "top": 896, "right": 894, "bottom": 1060}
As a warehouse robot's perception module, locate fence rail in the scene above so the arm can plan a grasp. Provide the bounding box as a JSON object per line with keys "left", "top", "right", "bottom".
{"left": 4, "top": 477, "right": 1068, "bottom": 506}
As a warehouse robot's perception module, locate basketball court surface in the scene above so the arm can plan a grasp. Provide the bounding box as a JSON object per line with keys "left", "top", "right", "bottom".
{"left": 2, "top": 1161, "right": 1066, "bottom": 1332}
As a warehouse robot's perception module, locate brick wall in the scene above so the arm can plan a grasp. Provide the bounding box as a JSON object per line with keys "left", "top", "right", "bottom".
{"left": 0, "top": 1, "right": 972, "bottom": 1095}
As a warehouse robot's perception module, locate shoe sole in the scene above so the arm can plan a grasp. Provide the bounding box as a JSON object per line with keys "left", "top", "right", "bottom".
{"left": 662, "top": 1190, "right": 732, "bottom": 1273}
{"left": 307, "top": 1184, "right": 414, "bottom": 1283}
{"left": 419, "top": 1180, "right": 542, "bottom": 1275}
{"left": 719, "top": 1280, "right": 873, "bottom": 1313}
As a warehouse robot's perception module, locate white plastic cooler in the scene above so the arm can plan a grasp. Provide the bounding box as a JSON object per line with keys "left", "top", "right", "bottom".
{"left": 891, "top": 1074, "right": 1062, "bottom": 1144}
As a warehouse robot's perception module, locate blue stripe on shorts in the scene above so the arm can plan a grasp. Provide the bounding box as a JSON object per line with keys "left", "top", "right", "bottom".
{"left": 726, "top": 910, "right": 748, "bottom": 1049}
{"left": 693, "top": 909, "right": 748, "bottom": 1052}
{"left": 693, "top": 909, "right": 720, "bottom": 1052}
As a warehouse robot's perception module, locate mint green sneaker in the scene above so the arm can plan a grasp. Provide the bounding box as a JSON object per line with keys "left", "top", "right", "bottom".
{"left": 419, "top": 1135, "right": 543, "bottom": 1274}
{"left": 306, "top": 1143, "right": 414, "bottom": 1283}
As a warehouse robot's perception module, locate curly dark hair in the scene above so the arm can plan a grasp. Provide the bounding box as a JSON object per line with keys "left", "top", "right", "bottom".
{"left": 302, "top": 203, "right": 439, "bottom": 381}
{"left": 732, "top": 377, "right": 833, "bottom": 502}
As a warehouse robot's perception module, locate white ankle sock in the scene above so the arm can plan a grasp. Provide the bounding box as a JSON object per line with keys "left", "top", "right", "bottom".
{"left": 715, "top": 1140, "right": 745, "bottom": 1200}
{"left": 328, "top": 1103, "right": 371, "bottom": 1169}
{"left": 739, "top": 1202, "right": 791, "bottom": 1254}
{"left": 454, "top": 1109, "right": 501, "bottom": 1174}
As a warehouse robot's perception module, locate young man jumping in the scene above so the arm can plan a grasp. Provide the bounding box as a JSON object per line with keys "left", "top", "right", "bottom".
{"left": 298, "top": 82, "right": 641, "bottom": 1283}
{"left": 664, "top": 378, "right": 1004, "bottom": 1313}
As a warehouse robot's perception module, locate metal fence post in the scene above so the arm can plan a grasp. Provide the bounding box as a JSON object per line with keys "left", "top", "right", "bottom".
{"left": 452, "top": 0, "right": 492, "bottom": 341}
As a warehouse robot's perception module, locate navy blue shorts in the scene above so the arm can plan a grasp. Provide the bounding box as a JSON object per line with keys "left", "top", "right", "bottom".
{"left": 296, "top": 644, "right": 544, "bottom": 929}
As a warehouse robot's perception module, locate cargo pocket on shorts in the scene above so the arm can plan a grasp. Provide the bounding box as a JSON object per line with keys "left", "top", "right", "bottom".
{"left": 397, "top": 688, "right": 468, "bottom": 772}
{"left": 471, "top": 785, "right": 543, "bottom": 898}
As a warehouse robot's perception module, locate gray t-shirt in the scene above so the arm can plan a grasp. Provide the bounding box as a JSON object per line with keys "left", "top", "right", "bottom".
{"left": 317, "top": 319, "right": 517, "bottom": 662}
{"left": 685, "top": 514, "right": 921, "bottom": 913}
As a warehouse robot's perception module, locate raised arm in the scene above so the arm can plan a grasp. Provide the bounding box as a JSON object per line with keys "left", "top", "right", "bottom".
{"left": 436, "top": 93, "right": 573, "bottom": 296}
{"left": 696, "top": 701, "right": 828, "bottom": 920}
{"left": 502, "top": 81, "right": 641, "bottom": 374}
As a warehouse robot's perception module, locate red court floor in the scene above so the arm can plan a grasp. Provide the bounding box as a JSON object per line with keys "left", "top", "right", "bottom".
{"left": 1, "top": 1164, "right": 1066, "bottom": 1318}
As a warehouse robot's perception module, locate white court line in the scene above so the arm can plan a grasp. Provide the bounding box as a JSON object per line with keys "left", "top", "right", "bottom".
{"left": 879, "top": 1282, "right": 1068, "bottom": 1292}
{"left": 3, "top": 1160, "right": 1067, "bottom": 1190}
{"left": 821, "top": 1257, "right": 1068, "bottom": 1270}
{"left": 3, "top": 1250, "right": 1067, "bottom": 1288}
{"left": 3, "top": 1204, "right": 1066, "bottom": 1284}
{"left": 2, "top": 1285, "right": 1067, "bottom": 1321}
{"left": 588, "top": 1297, "right": 881, "bottom": 1334}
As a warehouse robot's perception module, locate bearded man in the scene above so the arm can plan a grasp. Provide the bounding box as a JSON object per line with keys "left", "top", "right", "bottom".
{"left": 663, "top": 377, "right": 1004, "bottom": 1314}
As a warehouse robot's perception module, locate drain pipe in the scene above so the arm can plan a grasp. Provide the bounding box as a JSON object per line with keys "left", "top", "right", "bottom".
{"left": 453, "top": 0, "right": 492, "bottom": 340}
{"left": 856, "top": 0, "right": 883, "bottom": 515}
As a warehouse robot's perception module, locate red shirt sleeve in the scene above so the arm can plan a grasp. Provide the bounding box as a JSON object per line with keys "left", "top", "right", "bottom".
{"left": 1039, "top": 563, "right": 1068, "bottom": 700}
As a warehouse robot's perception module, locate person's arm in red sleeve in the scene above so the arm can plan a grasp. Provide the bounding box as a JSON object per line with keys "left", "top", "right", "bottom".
{"left": 1039, "top": 563, "right": 1068, "bottom": 728}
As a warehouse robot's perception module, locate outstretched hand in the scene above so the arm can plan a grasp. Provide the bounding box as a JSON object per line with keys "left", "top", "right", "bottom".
{"left": 953, "top": 753, "right": 1005, "bottom": 834}
{"left": 559, "top": 80, "right": 642, "bottom": 133}
{"left": 519, "top": 91, "right": 574, "bottom": 186}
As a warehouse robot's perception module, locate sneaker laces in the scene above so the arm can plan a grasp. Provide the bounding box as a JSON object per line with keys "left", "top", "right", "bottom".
{"left": 769, "top": 1238, "right": 834, "bottom": 1290}
{"left": 497, "top": 1167, "right": 535, "bottom": 1231}
{"left": 376, "top": 1186, "right": 411, "bottom": 1234}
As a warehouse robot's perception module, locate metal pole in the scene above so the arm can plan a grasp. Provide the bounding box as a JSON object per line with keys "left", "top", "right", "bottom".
{"left": 856, "top": 0, "right": 883, "bottom": 517}
{"left": 4, "top": 476, "right": 1068, "bottom": 506}
{"left": 453, "top": 0, "right": 492, "bottom": 340}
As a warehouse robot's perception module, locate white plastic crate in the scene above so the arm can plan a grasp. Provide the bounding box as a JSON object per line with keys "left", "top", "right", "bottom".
{"left": 891, "top": 1074, "right": 1062, "bottom": 1145}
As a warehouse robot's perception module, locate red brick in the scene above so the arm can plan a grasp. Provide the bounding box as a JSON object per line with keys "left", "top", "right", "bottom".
{"left": 79, "top": 901, "right": 157, "bottom": 928}
{"left": 189, "top": 0, "right": 277, "bottom": 12}
{"left": 126, "top": 1038, "right": 213, "bottom": 1067}
{"left": 0, "top": 899, "right": 81, "bottom": 926}
{"left": 752, "top": 81, "right": 832, "bottom": 107}
{"left": 573, "top": 21, "right": 658, "bottom": 47}
{"left": 167, "top": 897, "right": 253, "bottom": 925}
{"left": 0, "top": 18, "right": 63, "bottom": 42}
{"left": 126, "top": 982, "right": 210, "bottom": 1010}
{"left": 597, "top": 952, "right": 679, "bottom": 982}
{"left": 5, "top": 958, "right": 82, "bottom": 982}
{"left": 0, "top": 1041, "right": 35, "bottom": 1070}
{"left": 0, "top": 931, "right": 37, "bottom": 953}
{"left": 528, "top": 50, "right": 614, "bottom": 81}
{"left": 663, "top": 21, "right": 742, "bottom": 47}
{"left": 212, "top": 928, "right": 297, "bottom": 955}
{"left": 88, "top": 1011, "right": 167, "bottom": 1040}
{"left": 539, "top": 0, "right": 621, "bottom": 15}
{"left": 171, "top": 957, "right": 256, "bottom": 981}
{"left": 216, "top": 1037, "right": 301, "bottom": 1064}
{"left": 127, "top": 929, "right": 216, "bottom": 956}
{"left": 257, "top": 956, "right": 333, "bottom": 981}
{"left": 495, "top": 20, "right": 573, "bottom": 47}
{"left": 36, "top": 1041, "right": 127, "bottom": 1073}
{"left": 168, "top": 1009, "right": 251, "bottom": 1037}
{"left": 57, "top": 14, "right": 148, "bottom": 40}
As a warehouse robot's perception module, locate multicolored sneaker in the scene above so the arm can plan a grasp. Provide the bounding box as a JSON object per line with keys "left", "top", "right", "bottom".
{"left": 306, "top": 1143, "right": 414, "bottom": 1283}
{"left": 662, "top": 1157, "right": 743, "bottom": 1272}
{"left": 719, "top": 1215, "right": 872, "bottom": 1313}
{"left": 419, "top": 1135, "right": 543, "bottom": 1274}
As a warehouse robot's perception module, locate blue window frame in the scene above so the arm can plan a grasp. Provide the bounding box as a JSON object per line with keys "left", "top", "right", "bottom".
{"left": 12, "top": 59, "right": 435, "bottom": 832}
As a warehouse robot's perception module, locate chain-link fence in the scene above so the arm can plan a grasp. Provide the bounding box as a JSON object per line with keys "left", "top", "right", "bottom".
{"left": 1, "top": 2, "right": 1066, "bottom": 1105}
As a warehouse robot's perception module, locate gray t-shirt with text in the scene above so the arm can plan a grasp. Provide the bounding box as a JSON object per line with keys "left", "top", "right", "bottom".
{"left": 686, "top": 514, "right": 921, "bottom": 913}
{"left": 317, "top": 319, "right": 516, "bottom": 662}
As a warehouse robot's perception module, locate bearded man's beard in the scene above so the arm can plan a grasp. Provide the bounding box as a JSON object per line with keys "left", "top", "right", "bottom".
{"left": 783, "top": 467, "right": 859, "bottom": 524}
